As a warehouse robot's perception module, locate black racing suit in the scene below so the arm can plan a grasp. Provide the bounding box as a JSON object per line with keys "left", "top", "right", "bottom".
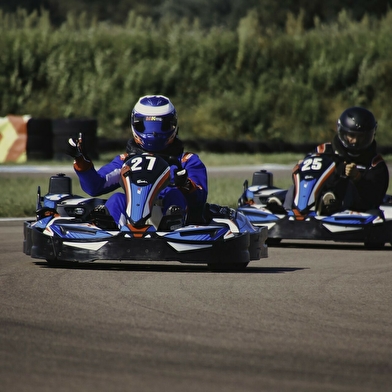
{"left": 315, "top": 135, "right": 389, "bottom": 211}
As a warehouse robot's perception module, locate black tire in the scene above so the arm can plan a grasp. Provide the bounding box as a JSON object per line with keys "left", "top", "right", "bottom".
{"left": 26, "top": 118, "right": 53, "bottom": 160}
{"left": 52, "top": 118, "right": 98, "bottom": 161}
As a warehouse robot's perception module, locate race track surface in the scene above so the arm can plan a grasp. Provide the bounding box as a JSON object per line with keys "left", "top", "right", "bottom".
{"left": 1, "top": 220, "right": 391, "bottom": 392}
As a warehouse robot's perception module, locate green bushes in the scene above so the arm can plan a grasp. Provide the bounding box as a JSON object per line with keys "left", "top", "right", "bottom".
{"left": 1, "top": 8, "right": 392, "bottom": 145}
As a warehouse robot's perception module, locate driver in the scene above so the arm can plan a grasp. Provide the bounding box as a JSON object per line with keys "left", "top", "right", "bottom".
{"left": 66, "top": 95, "right": 208, "bottom": 226}
{"left": 316, "top": 106, "right": 389, "bottom": 213}
{"left": 278, "top": 106, "right": 389, "bottom": 214}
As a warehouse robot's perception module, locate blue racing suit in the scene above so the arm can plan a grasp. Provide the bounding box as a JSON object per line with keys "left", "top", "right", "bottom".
{"left": 73, "top": 138, "right": 208, "bottom": 226}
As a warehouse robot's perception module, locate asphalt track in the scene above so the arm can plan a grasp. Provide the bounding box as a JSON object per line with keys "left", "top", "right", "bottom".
{"left": 1, "top": 164, "right": 392, "bottom": 391}
{"left": 1, "top": 218, "right": 391, "bottom": 392}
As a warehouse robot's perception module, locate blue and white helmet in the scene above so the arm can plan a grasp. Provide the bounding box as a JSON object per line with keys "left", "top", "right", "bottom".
{"left": 130, "top": 95, "right": 178, "bottom": 152}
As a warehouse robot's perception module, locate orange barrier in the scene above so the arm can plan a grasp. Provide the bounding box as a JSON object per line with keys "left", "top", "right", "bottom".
{"left": 0, "top": 115, "right": 31, "bottom": 163}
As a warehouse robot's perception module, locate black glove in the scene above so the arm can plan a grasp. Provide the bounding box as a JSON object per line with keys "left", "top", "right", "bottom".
{"left": 174, "top": 168, "right": 188, "bottom": 187}
{"left": 66, "top": 136, "right": 84, "bottom": 158}
{"left": 203, "top": 203, "right": 236, "bottom": 223}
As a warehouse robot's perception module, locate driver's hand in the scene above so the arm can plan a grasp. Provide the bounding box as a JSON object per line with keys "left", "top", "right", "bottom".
{"left": 66, "top": 137, "right": 83, "bottom": 158}
{"left": 174, "top": 168, "right": 188, "bottom": 187}
{"left": 345, "top": 163, "right": 361, "bottom": 181}
{"left": 66, "top": 134, "right": 92, "bottom": 172}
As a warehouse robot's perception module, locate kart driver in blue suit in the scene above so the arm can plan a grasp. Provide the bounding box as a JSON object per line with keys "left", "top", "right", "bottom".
{"left": 66, "top": 95, "right": 208, "bottom": 227}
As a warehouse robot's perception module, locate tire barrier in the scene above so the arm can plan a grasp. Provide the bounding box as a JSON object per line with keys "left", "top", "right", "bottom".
{"left": 0, "top": 115, "right": 30, "bottom": 163}
{"left": 5, "top": 117, "right": 392, "bottom": 162}
{"left": 26, "top": 118, "right": 53, "bottom": 160}
{"left": 52, "top": 118, "right": 98, "bottom": 161}
{"left": 184, "top": 139, "right": 392, "bottom": 154}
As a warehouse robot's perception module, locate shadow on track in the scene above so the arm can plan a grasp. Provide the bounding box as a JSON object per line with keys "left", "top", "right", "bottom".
{"left": 34, "top": 261, "right": 305, "bottom": 274}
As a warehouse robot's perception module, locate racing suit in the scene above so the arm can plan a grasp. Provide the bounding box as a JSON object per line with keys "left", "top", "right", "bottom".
{"left": 315, "top": 135, "right": 389, "bottom": 211}
{"left": 282, "top": 135, "right": 389, "bottom": 212}
{"left": 73, "top": 138, "right": 208, "bottom": 226}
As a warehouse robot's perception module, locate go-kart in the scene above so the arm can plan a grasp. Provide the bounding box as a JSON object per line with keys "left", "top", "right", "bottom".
{"left": 237, "top": 152, "right": 392, "bottom": 248}
{"left": 23, "top": 153, "right": 268, "bottom": 271}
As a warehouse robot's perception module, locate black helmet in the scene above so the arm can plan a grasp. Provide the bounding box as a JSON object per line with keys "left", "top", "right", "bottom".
{"left": 337, "top": 107, "right": 377, "bottom": 153}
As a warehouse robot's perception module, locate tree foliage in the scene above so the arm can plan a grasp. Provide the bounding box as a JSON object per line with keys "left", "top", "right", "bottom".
{"left": 1, "top": 4, "right": 392, "bottom": 146}
{"left": 1, "top": 0, "right": 391, "bottom": 29}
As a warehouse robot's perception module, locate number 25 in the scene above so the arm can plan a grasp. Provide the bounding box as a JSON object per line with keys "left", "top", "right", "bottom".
{"left": 302, "top": 157, "right": 322, "bottom": 171}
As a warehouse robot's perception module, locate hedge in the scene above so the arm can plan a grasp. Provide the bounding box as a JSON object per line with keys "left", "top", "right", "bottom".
{"left": 1, "top": 8, "right": 392, "bottom": 147}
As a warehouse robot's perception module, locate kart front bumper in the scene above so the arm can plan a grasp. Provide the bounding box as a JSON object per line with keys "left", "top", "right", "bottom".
{"left": 23, "top": 220, "right": 268, "bottom": 265}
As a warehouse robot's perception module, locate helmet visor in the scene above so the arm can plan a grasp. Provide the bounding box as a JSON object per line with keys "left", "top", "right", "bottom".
{"left": 339, "top": 128, "right": 375, "bottom": 151}
{"left": 132, "top": 116, "right": 176, "bottom": 133}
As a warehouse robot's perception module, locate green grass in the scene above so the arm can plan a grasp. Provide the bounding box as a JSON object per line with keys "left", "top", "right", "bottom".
{"left": 1, "top": 152, "right": 391, "bottom": 217}
{"left": 195, "top": 152, "right": 303, "bottom": 166}
{"left": 1, "top": 173, "right": 291, "bottom": 218}
{"left": 1, "top": 174, "right": 84, "bottom": 218}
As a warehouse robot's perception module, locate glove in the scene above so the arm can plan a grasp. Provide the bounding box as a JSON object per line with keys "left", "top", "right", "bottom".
{"left": 66, "top": 134, "right": 93, "bottom": 172}
{"left": 345, "top": 163, "right": 361, "bottom": 181}
{"left": 66, "top": 136, "right": 84, "bottom": 158}
{"left": 174, "top": 168, "right": 189, "bottom": 187}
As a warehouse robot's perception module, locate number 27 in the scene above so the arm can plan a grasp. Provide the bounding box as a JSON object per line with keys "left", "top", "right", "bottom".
{"left": 130, "top": 156, "right": 156, "bottom": 171}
